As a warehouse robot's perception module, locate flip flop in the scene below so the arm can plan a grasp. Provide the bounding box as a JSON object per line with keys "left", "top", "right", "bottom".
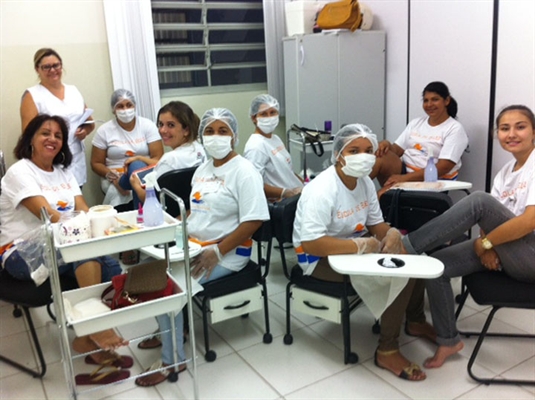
{"left": 138, "top": 336, "right": 162, "bottom": 349}
{"left": 135, "top": 360, "right": 187, "bottom": 387}
{"left": 75, "top": 365, "right": 130, "bottom": 385}
{"left": 84, "top": 353, "right": 134, "bottom": 369}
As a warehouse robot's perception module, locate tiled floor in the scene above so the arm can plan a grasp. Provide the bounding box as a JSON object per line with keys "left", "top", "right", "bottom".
{"left": 1, "top": 245, "right": 534, "bottom": 400}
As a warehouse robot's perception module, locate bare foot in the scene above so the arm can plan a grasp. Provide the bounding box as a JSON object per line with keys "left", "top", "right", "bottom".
{"left": 376, "top": 349, "right": 426, "bottom": 381}
{"left": 89, "top": 329, "right": 129, "bottom": 351}
{"left": 424, "top": 342, "right": 464, "bottom": 368}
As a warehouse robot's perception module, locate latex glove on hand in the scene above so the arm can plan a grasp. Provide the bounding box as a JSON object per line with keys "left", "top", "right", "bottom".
{"left": 281, "top": 187, "right": 302, "bottom": 199}
{"left": 381, "top": 228, "right": 403, "bottom": 254}
{"left": 191, "top": 245, "right": 222, "bottom": 280}
{"left": 351, "top": 237, "right": 381, "bottom": 254}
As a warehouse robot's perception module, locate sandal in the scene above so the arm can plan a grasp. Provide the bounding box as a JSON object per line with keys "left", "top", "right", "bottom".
{"left": 84, "top": 352, "right": 133, "bottom": 368}
{"left": 405, "top": 321, "right": 437, "bottom": 344}
{"left": 135, "top": 360, "right": 187, "bottom": 387}
{"left": 75, "top": 364, "right": 130, "bottom": 385}
{"left": 120, "top": 250, "right": 140, "bottom": 266}
{"left": 138, "top": 335, "right": 162, "bottom": 349}
{"left": 374, "top": 349, "right": 426, "bottom": 381}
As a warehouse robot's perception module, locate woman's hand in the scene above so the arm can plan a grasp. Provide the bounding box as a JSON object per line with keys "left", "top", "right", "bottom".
{"left": 351, "top": 237, "right": 381, "bottom": 254}
{"left": 375, "top": 140, "right": 391, "bottom": 157}
{"left": 479, "top": 248, "right": 501, "bottom": 271}
{"left": 380, "top": 228, "right": 403, "bottom": 254}
{"left": 75, "top": 125, "right": 90, "bottom": 141}
{"left": 384, "top": 174, "right": 408, "bottom": 187}
{"left": 124, "top": 156, "right": 139, "bottom": 168}
{"left": 191, "top": 245, "right": 221, "bottom": 279}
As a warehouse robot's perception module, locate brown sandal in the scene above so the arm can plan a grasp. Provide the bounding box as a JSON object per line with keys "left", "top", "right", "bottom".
{"left": 374, "top": 349, "right": 426, "bottom": 381}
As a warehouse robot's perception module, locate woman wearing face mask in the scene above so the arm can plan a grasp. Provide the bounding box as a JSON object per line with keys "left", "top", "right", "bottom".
{"left": 135, "top": 108, "right": 269, "bottom": 387}
{"left": 91, "top": 89, "right": 163, "bottom": 209}
{"left": 244, "top": 94, "right": 303, "bottom": 201}
{"left": 21, "top": 48, "right": 94, "bottom": 187}
{"left": 293, "top": 124, "right": 434, "bottom": 381}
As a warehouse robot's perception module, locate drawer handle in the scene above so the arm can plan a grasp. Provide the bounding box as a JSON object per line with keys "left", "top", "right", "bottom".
{"left": 224, "top": 300, "right": 251, "bottom": 310}
{"left": 303, "top": 301, "right": 328, "bottom": 310}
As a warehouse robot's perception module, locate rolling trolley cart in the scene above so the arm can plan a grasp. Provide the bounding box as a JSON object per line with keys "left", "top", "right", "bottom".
{"left": 42, "top": 189, "right": 199, "bottom": 400}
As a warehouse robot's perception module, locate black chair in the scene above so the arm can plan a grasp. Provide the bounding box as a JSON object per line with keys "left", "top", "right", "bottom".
{"left": 271, "top": 195, "right": 362, "bottom": 364}
{"left": 455, "top": 271, "right": 535, "bottom": 386}
{"left": 157, "top": 166, "right": 198, "bottom": 218}
{"left": 0, "top": 269, "right": 78, "bottom": 377}
{"left": 192, "top": 219, "right": 273, "bottom": 362}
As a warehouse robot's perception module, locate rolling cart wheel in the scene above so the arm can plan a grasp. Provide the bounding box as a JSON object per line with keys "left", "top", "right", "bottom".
{"left": 205, "top": 350, "right": 217, "bottom": 362}
{"left": 167, "top": 371, "right": 179, "bottom": 382}
{"left": 283, "top": 334, "right": 293, "bottom": 345}
{"left": 372, "top": 321, "right": 381, "bottom": 334}
{"left": 455, "top": 294, "right": 462, "bottom": 304}
{"left": 347, "top": 352, "right": 359, "bottom": 364}
{"left": 241, "top": 313, "right": 249, "bottom": 319}
{"left": 263, "top": 333, "right": 273, "bottom": 344}
{"left": 12, "top": 306, "right": 22, "bottom": 318}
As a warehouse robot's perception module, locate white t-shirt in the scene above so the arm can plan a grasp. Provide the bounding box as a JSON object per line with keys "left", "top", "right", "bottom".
{"left": 244, "top": 133, "right": 303, "bottom": 189}
{"left": 491, "top": 148, "right": 535, "bottom": 230}
{"left": 26, "top": 84, "right": 88, "bottom": 185}
{"left": 395, "top": 116, "right": 469, "bottom": 179}
{"left": 92, "top": 117, "right": 161, "bottom": 170}
{"left": 188, "top": 155, "right": 270, "bottom": 271}
{"left": 293, "top": 166, "right": 384, "bottom": 275}
{"left": 0, "top": 159, "right": 81, "bottom": 246}
{"left": 154, "top": 141, "right": 206, "bottom": 178}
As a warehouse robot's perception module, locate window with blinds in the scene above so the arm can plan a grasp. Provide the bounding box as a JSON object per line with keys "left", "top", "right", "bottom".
{"left": 152, "top": 0, "right": 267, "bottom": 94}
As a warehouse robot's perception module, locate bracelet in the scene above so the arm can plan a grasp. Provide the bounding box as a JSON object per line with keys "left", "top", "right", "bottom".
{"left": 280, "top": 188, "right": 286, "bottom": 200}
{"left": 213, "top": 245, "right": 223, "bottom": 261}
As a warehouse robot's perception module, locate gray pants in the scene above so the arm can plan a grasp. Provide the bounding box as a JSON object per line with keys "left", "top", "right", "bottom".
{"left": 402, "top": 191, "right": 535, "bottom": 346}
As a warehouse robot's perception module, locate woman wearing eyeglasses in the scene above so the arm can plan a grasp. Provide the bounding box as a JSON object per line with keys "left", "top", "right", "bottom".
{"left": 20, "top": 48, "right": 94, "bottom": 187}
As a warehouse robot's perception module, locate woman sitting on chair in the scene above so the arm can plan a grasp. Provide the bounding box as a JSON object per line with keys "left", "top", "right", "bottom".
{"left": 135, "top": 108, "right": 269, "bottom": 387}
{"left": 129, "top": 101, "right": 206, "bottom": 204}
{"left": 401, "top": 104, "right": 535, "bottom": 368}
{"left": 293, "top": 123, "right": 435, "bottom": 381}
{"left": 0, "top": 114, "right": 129, "bottom": 367}
{"left": 244, "top": 94, "right": 303, "bottom": 201}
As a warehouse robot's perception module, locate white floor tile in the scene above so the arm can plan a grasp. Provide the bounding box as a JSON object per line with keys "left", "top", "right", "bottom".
{"left": 457, "top": 383, "right": 535, "bottom": 399}
{"left": 0, "top": 331, "right": 38, "bottom": 379}
{"left": 0, "top": 369, "right": 47, "bottom": 399}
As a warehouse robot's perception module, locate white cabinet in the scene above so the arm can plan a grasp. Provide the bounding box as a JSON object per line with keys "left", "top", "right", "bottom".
{"left": 283, "top": 31, "right": 386, "bottom": 139}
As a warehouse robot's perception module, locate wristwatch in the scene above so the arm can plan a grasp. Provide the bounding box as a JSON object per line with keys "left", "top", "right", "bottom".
{"left": 481, "top": 237, "right": 493, "bottom": 250}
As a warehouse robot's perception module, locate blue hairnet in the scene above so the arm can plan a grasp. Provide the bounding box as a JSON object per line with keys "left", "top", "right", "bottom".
{"left": 111, "top": 89, "right": 136, "bottom": 109}
{"left": 249, "top": 94, "right": 280, "bottom": 116}
{"left": 199, "top": 108, "right": 239, "bottom": 146}
{"left": 331, "top": 123, "right": 378, "bottom": 164}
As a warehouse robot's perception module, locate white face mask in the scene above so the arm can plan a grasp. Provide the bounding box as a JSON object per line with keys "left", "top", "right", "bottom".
{"left": 203, "top": 135, "right": 233, "bottom": 159}
{"left": 256, "top": 116, "right": 279, "bottom": 134}
{"left": 116, "top": 108, "right": 136, "bottom": 124}
{"left": 340, "top": 153, "right": 376, "bottom": 178}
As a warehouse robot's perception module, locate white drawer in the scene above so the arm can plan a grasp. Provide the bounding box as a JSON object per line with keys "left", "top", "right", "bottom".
{"left": 208, "top": 286, "right": 263, "bottom": 324}
{"left": 292, "top": 287, "right": 342, "bottom": 323}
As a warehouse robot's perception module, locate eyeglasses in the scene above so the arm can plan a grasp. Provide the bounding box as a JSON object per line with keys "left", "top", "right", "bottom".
{"left": 40, "top": 63, "right": 62, "bottom": 72}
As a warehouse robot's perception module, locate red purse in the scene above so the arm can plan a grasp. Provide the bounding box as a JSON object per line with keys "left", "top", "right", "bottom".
{"left": 101, "top": 261, "right": 175, "bottom": 309}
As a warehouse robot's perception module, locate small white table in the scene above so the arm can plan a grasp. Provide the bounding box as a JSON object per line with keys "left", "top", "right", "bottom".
{"left": 390, "top": 180, "right": 472, "bottom": 193}
{"left": 328, "top": 254, "right": 444, "bottom": 279}
{"left": 140, "top": 241, "right": 202, "bottom": 262}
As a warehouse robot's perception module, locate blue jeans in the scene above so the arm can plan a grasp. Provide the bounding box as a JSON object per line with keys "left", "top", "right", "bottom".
{"left": 402, "top": 191, "right": 535, "bottom": 346}
{"left": 119, "top": 160, "right": 147, "bottom": 210}
{"left": 3, "top": 249, "right": 121, "bottom": 283}
{"left": 157, "top": 264, "right": 234, "bottom": 365}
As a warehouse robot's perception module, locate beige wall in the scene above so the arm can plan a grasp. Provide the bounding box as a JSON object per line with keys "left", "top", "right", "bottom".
{"left": 0, "top": 0, "right": 281, "bottom": 207}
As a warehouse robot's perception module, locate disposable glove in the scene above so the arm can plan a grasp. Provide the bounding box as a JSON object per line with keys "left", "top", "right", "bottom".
{"left": 282, "top": 186, "right": 302, "bottom": 199}
{"left": 351, "top": 237, "right": 381, "bottom": 254}
{"left": 381, "top": 228, "right": 403, "bottom": 254}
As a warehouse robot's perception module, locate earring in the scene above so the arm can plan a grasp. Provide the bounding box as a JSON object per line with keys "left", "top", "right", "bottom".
{"left": 59, "top": 152, "right": 65, "bottom": 164}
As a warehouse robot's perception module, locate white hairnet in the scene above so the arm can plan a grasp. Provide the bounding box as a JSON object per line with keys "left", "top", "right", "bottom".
{"left": 111, "top": 89, "right": 136, "bottom": 109}
{"left": 199, "top": 108, "right": 239, "bottom": 146}
{"left": 249, "top": 94, "right": 280, "bottom": 116}
{"left": 331, "top": 123, "right": 378, "bottom": 164}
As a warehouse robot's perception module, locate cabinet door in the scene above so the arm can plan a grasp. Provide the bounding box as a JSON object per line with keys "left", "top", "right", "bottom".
{"left": 339, "top": 31, "right": 386, "bottom": 139}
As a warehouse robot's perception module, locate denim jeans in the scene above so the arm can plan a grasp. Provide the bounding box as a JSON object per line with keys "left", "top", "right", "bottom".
{"left": 157, "top": 264, "right": 234, "bottom": 365}
{"left": 119, "top": 160, "right": 147, "bottom": 210}
{"left": 402, "top": 191, "right": 535, "bottom": 346}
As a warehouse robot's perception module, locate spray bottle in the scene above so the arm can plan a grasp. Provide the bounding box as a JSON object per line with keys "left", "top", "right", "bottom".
{"left": 424, "top": 147, "right": 438, "bottom": 182}
{"left": 142, "top": 171, "right": 164, "bottom": 227}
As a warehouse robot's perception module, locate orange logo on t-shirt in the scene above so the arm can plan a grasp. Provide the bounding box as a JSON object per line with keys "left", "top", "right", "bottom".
{"left": 125, "top": 150, "right": 135, "bottom": 157}
{"left": 354, "top": 223, "right": 365, "bottom": 233}
{"left": 192, "top": 192, "right": 203, "bottom": 204}
{"left": 414, "top": 143, "right": 423, "bottom": 151}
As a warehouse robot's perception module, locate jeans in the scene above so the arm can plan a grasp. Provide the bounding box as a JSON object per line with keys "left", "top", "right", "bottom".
{"left": 402, "top": 191, "right": 535, "bottom": 346}
{"left": 158, "top": 264, "right": 234, "bottom": 365}
{"left": 119, "top": 160, "right": 147, "bottom": 210}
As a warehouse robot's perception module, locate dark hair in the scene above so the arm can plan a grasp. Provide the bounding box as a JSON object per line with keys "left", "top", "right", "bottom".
{"left": 422, "top": 81, "right": 458, "bottom": 118}
{"left": 496, "top": 104, "right": 535, "bottom": 129}
{"left": 14, "top": 114, "right": 72, "bottom": 168}
{"left": 157, "top": 101, "right": 200, "bottom": 143}
{"left": 33, "top": 48, "right": 62, "bottom": 69}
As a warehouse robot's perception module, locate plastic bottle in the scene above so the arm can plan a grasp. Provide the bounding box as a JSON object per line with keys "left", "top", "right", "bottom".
{"left": 424, "top": 153, "right": 438, "bottom": 182}
{"left": 142, "top": 172, "right": 164, "bottom": 227}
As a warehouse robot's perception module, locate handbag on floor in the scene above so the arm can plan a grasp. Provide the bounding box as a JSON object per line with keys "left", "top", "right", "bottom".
{"left": 101, "top": 260, "right": 173, "bottom": 309}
